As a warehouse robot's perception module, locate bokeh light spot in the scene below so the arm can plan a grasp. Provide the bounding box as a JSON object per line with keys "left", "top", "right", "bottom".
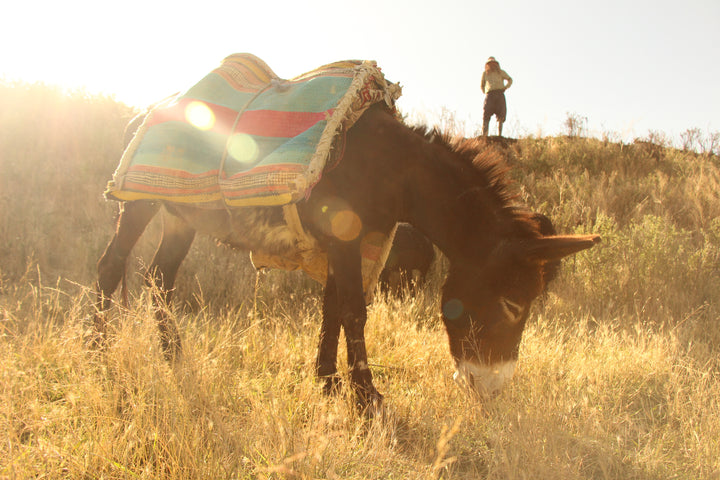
{"left": 185, "top": 101, "right": 215, "bottom": 130}
{"left": 443, "top": 299, "right": 464, "bottom": 320}
{"left": 331, "top": 210, "right": 362, "bottom": 241}
{"left": 227, "top": 133, "right": 260, "bottom": 166}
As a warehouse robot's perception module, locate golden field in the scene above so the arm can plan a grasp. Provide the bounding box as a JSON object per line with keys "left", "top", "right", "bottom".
{"left": 1, "top": 81, "right": 719, "bottom": 479}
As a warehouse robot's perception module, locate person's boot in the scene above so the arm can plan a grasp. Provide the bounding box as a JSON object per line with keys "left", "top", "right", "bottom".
{"left": 498, "top": 121, "right": 504, "bottom": 137}
{"left": 482, "top": 120, "right": 489, "bottom": 137}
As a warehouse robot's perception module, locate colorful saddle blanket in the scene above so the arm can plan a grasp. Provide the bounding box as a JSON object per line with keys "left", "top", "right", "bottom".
{"left": 106, "top": 53, "right": 401, "bottom": 207}
{"left": 105, "top": 54, "right": 402, "bottom": 297}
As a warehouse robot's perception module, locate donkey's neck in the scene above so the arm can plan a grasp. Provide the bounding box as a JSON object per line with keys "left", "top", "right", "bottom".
{"left": 401, "top": 143, "right": 507, "bottom": 264}
{"left": 338, "top": 104, "right": 518, "bottom": 264}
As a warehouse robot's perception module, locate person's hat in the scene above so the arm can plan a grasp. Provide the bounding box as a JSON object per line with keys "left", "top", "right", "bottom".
{"left": 486, "top": 56, "right": 498, "bottom": 64}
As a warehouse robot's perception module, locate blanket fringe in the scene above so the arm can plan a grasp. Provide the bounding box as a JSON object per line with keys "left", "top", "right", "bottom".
{"left": 303, "top": 61, "right": 401, "bottom": 194}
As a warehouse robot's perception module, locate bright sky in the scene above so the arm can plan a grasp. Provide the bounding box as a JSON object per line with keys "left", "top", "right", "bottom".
{"left": 3, "top": 0, "right": 718, "bottom": 142}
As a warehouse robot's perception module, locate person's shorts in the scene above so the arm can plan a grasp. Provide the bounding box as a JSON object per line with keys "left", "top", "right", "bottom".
{"left": 483, "top": 90, "right": 507, "bottom": 123}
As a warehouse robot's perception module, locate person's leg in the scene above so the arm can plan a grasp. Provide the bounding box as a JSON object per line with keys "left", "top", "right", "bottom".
{"left": 482, "top": 94, "right": 492, "bottom": 136}
{"left": 497, "top": 92, "right": 507, "bottom": 137}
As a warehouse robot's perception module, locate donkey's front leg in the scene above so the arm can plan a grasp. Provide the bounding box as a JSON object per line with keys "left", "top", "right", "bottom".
{"left": 316, "top": 277, "right": 342, "bottom": 395}
{"left": 325, "top": 242, "right": 382, "bottom": 413}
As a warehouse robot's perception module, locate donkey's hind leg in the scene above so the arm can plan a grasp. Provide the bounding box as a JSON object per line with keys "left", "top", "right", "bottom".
{"left": 94, "top": 201, "right": 160, "bottom": 346}
{"left": 145, "top": 212, "right": 196, "bottom": 361}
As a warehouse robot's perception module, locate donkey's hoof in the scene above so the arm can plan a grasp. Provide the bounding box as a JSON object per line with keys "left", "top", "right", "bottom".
{"left": 85, "top": 325, "right": 108, "bottom": 352}
{"left": 160, "top": 342, "right": 183, "bottom": 363}
{"left": 356, "top": 389, "right": 384, "bottom": 418}
{"left": 319, "top": 374, "right": 343, "bottom": 396}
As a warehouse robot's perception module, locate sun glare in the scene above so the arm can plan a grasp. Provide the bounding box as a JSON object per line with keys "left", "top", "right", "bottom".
{"left": 443, "top": 299, "right": 464, "bottom": 320}
{"left": 330, "top": 210, "right": 362, "bottom": 241}
{"left": 227, "top": 133, "right": 260, "bottom": 166}
{"left": 185, "top": 101, "right": 215, "bottom": 130}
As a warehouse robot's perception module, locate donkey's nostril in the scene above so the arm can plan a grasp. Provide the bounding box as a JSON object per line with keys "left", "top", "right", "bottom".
{"left": 500, "top": 297, "right": 524, "bottom": 323}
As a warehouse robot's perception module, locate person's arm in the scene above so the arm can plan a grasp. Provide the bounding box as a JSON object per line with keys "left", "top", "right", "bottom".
{"left": 502, "top": 70, "right": 513, "bottom": 90}
{"left": 480, "top": 72, "right": 487, "bottom": 94}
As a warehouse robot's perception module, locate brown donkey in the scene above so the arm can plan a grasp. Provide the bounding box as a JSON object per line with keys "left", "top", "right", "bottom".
{"left": 95, "top": 103, "right": 599, "bottom": 410}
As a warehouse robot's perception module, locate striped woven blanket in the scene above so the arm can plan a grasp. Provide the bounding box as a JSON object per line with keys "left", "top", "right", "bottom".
{"left": 106, "top": 53, "right": 401, "bottom": 207}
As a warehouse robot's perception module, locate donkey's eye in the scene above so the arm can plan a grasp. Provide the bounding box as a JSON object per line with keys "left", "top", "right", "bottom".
{"left": 499, "top": 298, "right": 524, "bottom": 322}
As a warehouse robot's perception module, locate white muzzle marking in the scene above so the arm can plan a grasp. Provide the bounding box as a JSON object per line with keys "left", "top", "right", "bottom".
{"left": 453, "top": 360, "right": 517, "bottom": 397}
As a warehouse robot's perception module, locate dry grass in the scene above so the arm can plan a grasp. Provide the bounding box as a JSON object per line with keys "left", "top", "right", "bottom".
{"left": 1, "top": 81, "right": 719, "bottom": 479}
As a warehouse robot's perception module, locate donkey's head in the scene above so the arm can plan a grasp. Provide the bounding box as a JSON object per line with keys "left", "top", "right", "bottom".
{"left": 441, "top": 234, "right": 599, "bottom": 397}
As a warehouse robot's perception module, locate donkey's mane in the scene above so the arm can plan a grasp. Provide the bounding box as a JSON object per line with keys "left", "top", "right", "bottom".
{"left": 410, "top": 125, "right": 540, "bottom": 238}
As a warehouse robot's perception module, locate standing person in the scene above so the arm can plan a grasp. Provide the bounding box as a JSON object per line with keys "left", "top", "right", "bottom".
{"left": 481, "top": 56, "right": 512, "bottom": 137}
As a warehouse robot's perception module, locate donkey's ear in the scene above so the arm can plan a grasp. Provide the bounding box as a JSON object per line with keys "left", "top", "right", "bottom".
{"left": 523, "top": 235, "right": 601, "bottom": 262}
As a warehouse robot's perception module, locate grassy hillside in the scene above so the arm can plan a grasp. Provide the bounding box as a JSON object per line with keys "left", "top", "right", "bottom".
{"left": 1, "top": 82, "right": 718, "bottom": 479}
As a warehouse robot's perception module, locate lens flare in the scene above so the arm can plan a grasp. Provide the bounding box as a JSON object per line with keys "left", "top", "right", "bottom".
{"left": 331, "top": 210, "right": 362, "bottom": 241}
{"left": 227, "top": 133, "right": 260, "bottom": 166}
{"left": 443, "top": 299, "right": 464, "bottom": 320}
{"left": 185, "top": 101, "right": 215, "bottom": 130}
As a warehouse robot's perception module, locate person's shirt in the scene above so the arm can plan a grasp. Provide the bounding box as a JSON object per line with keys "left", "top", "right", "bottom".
{"left": 481, "top": 69, "right": 513, "bottom": 94}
